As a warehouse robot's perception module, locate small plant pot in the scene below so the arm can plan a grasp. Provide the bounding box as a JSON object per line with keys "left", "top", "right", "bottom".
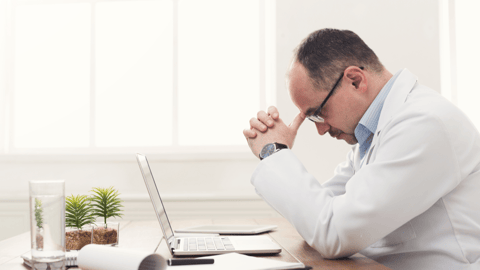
{"left": 66, "top": 225, "right": 92, "bottom": 250}
{"left": 35, "top": 227, "right": 44, "bottom": 250}
{"left": 91, "top": 222, "right": 119, "bottom": 246}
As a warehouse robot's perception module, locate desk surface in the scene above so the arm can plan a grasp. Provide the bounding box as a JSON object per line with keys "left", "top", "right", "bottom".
{"left": 0, "top": 218, "right": 390, "bottom": 270}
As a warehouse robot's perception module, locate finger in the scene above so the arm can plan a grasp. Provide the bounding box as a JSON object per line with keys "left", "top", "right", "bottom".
{"left": 257, "top": 111, "right": 274, "bottom": 128}
{"left": 289, "top": 112, "right": 306, "bottom": 132}
{"left": 267, "top": 106, "right": 279, "bottom": 120}
{"left": 243, "top": 128, "right": 257, "bottom": 138}
{"left": 250, "top": 117, "right": 268, "bottom": 132}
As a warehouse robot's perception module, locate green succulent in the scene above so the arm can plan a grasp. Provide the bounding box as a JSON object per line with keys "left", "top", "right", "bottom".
{"left": 89, "top": 187, "right": 124, "bottom": 227}
{"left": 66, "top": 194, "right": 96, "bottom": 230}
{"left": 34, "top": 198, "right": 44, "bottom": 229}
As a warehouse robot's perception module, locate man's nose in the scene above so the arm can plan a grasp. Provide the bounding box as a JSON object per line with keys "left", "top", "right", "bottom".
{"left": 315, "top": 122, "right": 330, "bottom": 135}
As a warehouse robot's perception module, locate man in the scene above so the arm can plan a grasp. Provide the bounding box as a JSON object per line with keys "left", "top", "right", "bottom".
{"left": 243, "top": 28, "right": 480, "bottom": 269}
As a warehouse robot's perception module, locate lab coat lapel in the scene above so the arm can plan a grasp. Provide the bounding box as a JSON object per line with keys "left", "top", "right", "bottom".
{"left": 353, "top": 145, "right": 362, "bottom": 173}
{"left": 362, "top": 69, "right": 418, "bottom": 167}
{"left": 377, "top": 68, "right": 418, "bottom": 132}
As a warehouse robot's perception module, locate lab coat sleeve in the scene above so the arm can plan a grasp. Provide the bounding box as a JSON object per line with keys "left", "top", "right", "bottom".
{"left": 321, "top": 148, "right": 356, "bottom": 196}
{"left": 251, "top": 111, "right": 460, "bottom": 259}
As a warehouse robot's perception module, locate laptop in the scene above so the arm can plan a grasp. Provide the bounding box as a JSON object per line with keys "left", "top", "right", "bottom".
{"left": 175, "top": 224, "right": 277, "bottom": 235}
{"left": 135, "top": 153, "right": 282, "bottom": 256}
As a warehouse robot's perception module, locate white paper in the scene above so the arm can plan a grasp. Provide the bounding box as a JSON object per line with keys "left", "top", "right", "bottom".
{"left": 77, "top": 244, "right": 167, "bottom": 270}
{"left": 77, "top": 245, "right": 304, "bottom": 270}
{"left": 166, "top": 253, "right": 305, "bottom": 270}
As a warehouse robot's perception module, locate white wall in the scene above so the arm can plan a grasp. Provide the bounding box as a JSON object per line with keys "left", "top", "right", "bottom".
{"left": 0, "top": 0, "right": 441, "bottom": 241}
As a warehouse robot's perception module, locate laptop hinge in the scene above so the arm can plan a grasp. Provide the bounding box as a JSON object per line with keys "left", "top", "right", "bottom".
{"left": 170, "top": 236, "right": 179, "bottom": 251}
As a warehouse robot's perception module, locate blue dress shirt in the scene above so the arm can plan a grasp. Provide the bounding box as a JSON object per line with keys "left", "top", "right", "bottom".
{"left": 354, "top": 70, "right": 402, "bottom": 159}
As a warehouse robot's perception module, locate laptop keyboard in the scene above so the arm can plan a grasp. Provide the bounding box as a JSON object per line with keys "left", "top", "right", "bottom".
{"left": 185, "top": 237, "right": 235, "bottom": 251}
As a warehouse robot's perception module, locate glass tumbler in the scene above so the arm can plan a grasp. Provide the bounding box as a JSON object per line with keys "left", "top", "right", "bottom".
{"left": 29, "top": 180, "right": 66, "bottom": 269}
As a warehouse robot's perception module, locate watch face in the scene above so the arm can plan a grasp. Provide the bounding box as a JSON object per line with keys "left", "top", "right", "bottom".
{"left": 260, "top": 143, "right": 275, "bottom": 158}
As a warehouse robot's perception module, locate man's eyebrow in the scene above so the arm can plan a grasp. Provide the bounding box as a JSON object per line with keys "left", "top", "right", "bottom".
{"left": 305, "top": 107, "right": 317, "bottom": 116}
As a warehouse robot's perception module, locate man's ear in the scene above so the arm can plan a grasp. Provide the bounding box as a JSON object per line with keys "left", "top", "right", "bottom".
{"left": 345, "top": 67, "right": 367, "bottom": 92}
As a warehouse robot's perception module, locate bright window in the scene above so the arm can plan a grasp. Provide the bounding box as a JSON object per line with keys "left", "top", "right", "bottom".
{"left": 94, "top": 1, "right": 173, "bottom": 147}
{"left": 177, "top": 0, "right": 260, "bottom": 146}
{"left": 454, "top": 0, "right": 480, "bottom": 131}
{"left": 440, "top": 0, "right": 480, "bottom": 131}
{"left": 14, "top": 3, "right": 91, "bottom": 148}
{"left": 2, "top": 0, "right": 274, "bottom": 153}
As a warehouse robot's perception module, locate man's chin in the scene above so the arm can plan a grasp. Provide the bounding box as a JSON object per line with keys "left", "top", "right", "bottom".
{"left": 337, "top": 133, "right": 358, "bottom": 145}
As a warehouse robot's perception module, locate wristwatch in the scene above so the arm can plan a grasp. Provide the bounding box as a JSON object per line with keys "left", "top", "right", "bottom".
{"left": 259, "top": 142, "right": 288, "bottom": 160}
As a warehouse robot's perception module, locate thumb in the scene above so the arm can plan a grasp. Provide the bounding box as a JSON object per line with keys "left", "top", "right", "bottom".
{"left": 289, "top": 112, "right": 305, "bottom": 132}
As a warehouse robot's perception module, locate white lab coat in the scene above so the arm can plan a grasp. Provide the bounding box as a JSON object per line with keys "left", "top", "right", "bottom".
{"left": 251, "top": 69, "right": 480, "bottom": 270}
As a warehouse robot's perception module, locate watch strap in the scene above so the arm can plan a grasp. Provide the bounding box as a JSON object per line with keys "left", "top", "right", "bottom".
{"left": 259, "top": 142, "right": 288, "bottom": 160}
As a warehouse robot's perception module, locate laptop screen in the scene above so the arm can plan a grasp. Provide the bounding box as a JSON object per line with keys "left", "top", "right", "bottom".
{"left": 136, "top": 153, "right": 175, "bottom": 244}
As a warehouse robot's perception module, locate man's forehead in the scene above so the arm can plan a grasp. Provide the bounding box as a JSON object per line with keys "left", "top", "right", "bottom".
{"left": 289, "top": 83, "right": 325, "bottom": 116}
{"left": 287, "top": 63, "right": 311, "bottom": 93}
{"left": 287, "top": 64, "right": 326, "bottom": 114}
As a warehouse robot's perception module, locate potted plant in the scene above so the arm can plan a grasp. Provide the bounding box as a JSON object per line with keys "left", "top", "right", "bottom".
{"left": 65, "top": 194, "right": 96, "bottom": 250}
{"left": 34, "top": 198, "right": 44, "bottom": 249}
{"left": 90, "top": 187, "right": 124, "bottom": 245}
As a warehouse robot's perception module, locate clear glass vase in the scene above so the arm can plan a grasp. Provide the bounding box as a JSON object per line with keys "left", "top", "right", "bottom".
{"left": 29, "top": 180, "right": 65, "bottom": 268}
{"left": 91, "top": 222, "right": 119, "bottom": 246}
{"left": 65, "top": 225, "right": 92, "bottom": 250}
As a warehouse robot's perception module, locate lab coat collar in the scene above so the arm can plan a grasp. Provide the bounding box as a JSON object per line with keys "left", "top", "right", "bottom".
{"left": 358, "top": 68, "right": 418, "bottom": 168}
{"left": 376, "top": 68, "right": 418, "bottom": 133}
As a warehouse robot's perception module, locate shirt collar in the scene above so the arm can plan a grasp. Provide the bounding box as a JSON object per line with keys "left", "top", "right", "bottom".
{"left": 354, "top": 70, "right": 402, "bottom": 144}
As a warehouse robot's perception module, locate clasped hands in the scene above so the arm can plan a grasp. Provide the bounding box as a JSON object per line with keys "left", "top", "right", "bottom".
{"left": 243, "top": 106, "right": 305, "bottom": 158}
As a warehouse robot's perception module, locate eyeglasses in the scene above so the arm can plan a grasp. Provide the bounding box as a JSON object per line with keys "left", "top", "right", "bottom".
{"left": 307, "top": 67, "right": 363, "bottom": 123}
